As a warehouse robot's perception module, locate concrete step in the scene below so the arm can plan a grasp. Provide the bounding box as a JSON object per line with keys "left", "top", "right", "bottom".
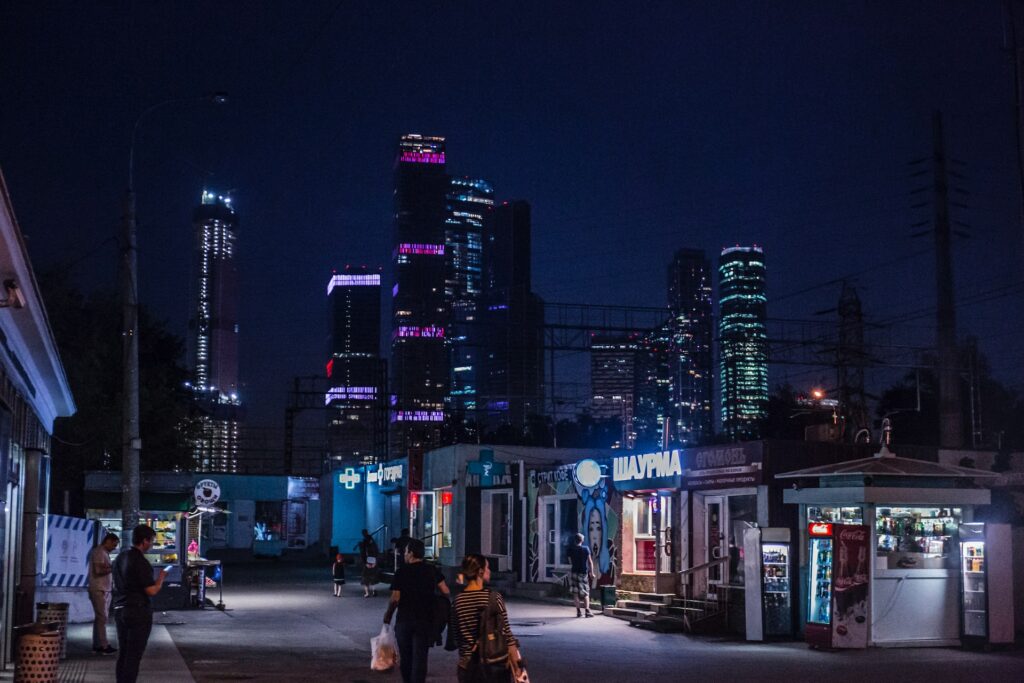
{"left": 667, "top": 605, "right": 705, "bottom": 616}
{"left": 619, "top": 600, "right": 669, "bottom": 614}
{"left": 636, "top": 592, "right": 674, "bottom": 605}
{"left": 644, "top": 615, "right": 687, "bottom": 633}
{"left": 604, "top": 607, "right": 656, "bottom": 621}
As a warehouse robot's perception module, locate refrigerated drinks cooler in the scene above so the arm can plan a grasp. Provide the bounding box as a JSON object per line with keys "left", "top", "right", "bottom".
{"left": 744, "top": 527, "right": 793, "bottom": 640}
{"left": 805, "top": 523, "right": 869, "bottom": 649}
{"left": 959, "top": 522, "right": 1014, "bottom": 646}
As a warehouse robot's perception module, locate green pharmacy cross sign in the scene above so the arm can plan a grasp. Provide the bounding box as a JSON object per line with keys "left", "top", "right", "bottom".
{"left": 467, "top": 449, "right": 506, "bottom": 486}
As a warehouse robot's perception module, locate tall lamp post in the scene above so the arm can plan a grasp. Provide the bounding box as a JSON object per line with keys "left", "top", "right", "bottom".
{"left": 121, "top": 93, "right": 227, "bottom": 541}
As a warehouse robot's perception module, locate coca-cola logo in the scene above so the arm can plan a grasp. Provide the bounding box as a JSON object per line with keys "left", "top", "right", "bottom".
{"left": 839, "top": 529, "right": 866, "bottom": 542}
{"left": 809, "top": 522, "right": 832, "bottom": 536}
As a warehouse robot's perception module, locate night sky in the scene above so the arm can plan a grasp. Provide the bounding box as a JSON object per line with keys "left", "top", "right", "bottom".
{"left": 2, "top": 2, "right": 1022, "bottom": 427}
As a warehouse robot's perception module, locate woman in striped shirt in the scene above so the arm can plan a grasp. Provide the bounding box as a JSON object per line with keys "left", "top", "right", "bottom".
{"left": 452, "top": 554, "right": 523, "bottom": 682}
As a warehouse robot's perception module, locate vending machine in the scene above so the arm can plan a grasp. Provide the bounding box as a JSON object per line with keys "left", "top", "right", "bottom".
{"left": 959, "top": 522, "right": 1014, "bottom": 646}
{"left": 805, "top": 522, "right": 869, "bottom": 649}
{"left": 743, "top": 527, "right": 793, "bottom": 641}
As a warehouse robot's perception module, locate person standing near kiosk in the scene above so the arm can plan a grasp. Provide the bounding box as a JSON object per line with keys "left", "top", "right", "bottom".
{"left": 112, "top": 525, "right": 169, "bottom": 683}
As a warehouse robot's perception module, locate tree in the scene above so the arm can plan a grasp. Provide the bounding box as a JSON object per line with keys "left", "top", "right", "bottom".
{"left": 40, "top": 271, "right": 194, "bottom": 514}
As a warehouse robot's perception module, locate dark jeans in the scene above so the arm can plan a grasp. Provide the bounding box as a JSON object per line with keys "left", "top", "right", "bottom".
{"left": 114, "top": 606, "right": 153, "bottom": 683}
{"left": 395, "top": 620, "right": 432, "bottom": 683}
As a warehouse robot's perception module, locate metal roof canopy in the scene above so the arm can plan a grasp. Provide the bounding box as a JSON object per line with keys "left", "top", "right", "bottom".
{"left": 775, "top": 445, "right": 999, "bottom": 480}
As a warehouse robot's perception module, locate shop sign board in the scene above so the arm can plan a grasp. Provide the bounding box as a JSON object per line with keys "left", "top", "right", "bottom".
{"left": 682, "top": 442, "right": 763, "bottom": 489}
{"left": 368, "top": 462, "right": 404, "bottom": 486}
{"left": 287, "top": 476, "right": 320, "bottom": 500}
{"left": 194, "top": 479, "right": 221, "bottom": 506}
{"left": 612, "top": 449, "right": 682, "bottom": 490}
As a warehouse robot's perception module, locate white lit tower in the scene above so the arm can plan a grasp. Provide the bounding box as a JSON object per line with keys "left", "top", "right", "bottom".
{"left": 188, "top": 189, "right": 241, "bottom": 472}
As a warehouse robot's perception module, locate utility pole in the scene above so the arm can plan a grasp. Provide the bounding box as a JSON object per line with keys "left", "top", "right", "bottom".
{"left": 932, "top": 111, "right": 964, "bottom": 449}
{"left": 836, "top": 282, "right": 869, "bottom": 440}
{"left": 120, "top": 188, "right": 141, "bottom": 540}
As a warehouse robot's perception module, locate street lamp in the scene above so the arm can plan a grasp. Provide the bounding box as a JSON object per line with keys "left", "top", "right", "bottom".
{"left": 121, "top": 93, "right": 227, "bottom": 542}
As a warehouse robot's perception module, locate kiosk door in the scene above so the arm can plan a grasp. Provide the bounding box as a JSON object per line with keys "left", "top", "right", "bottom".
{"left": 482, "top": 490, "right": 513, "bottom": 571}
{"left": 539, "top": 495, "right": 578, "bottom": 580}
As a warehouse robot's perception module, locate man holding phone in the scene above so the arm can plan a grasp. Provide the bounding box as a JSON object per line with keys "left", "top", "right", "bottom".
{"left": 112, "top": 525, "right": 169, "bottom": 683}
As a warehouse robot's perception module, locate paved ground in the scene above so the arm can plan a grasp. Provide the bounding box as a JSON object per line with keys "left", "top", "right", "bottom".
{"left": 43, "top": 561, "right": 1024, "bottom": 682}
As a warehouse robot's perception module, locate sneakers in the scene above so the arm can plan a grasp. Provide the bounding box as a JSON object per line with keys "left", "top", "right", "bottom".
{"left": 95, "top": 646, "right": 117, "bottom": 655}
{"left": 576, "top": 610, "right": 582, "bottom": 618}
{"left": 585, "top": 612, "right": 594, "bottom": 618}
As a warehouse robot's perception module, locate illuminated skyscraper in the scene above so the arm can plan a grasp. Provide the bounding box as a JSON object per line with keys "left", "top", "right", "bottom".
{"left": 718, "top": 245, "right": 768, "bottom": 441}
{"left": 189, "top": 189, "right": 241, "bottom": 472}
{"left": 445, "top": 177, "right": 494, "bottom": 438}
{"left": 326, "top": 266, "right": 387, "bottom": 464}
{"left": 667, "top": 248, "right": 714, "bottom": 445}
{"left": 390, "top": 135, "right": 450, "bottom": 454}
{"left": 590, "top": 334, "right": 639, "bottom": 448}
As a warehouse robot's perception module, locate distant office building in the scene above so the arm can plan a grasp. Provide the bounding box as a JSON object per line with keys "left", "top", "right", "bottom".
{"left": 633, "top": 322, "right": 672, "bottom": 451}
{"left": 390, "top": 135, "right": 451, "bottom": 454}
{"left": 590, "top": 334, "right": 639, "bottom": 449}
{"left": 188, "top": 190, "right": 242, "bottom": 472}
{"left": 326, "top": 267, "right": 387, "bottom": 465}
{"left": 718, "top": 245, "right": 768, "bottom": 441}
{"left": 445, "top": 177, "right": 494, "bottom": 439}
{"left": 480, "top": 201, "right": 544, "bottom": 432}
{"left": 666, "top": 248, "right": 714, "bottom": 445}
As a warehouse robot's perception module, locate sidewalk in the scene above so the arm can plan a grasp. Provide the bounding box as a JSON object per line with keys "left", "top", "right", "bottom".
{"left": 52, "top": 619, "right": 194, "bottom": 683}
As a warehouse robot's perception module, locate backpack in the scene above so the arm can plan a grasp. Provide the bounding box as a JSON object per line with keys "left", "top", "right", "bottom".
{"left": 474, "top": 590, "right": 510, "bottom": 681}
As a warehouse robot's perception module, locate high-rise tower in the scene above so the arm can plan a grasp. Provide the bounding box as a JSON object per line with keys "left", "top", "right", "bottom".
{"left": 718, "top": 245, "right": 768, "bottom": 441}
{"left": 667, "top": 248, "right": 714, "bottom": 445}
{"left": 326, "top": 266, "right": 387, "bottom": 464}
{"left": 390, "top": 135, "right": 450, "bottom": 454}
{"left": 590, "top": 334, "right": 639, "bottom": 449}
{"left": 445, "top": 177, "right": 494, "bottom": 439}
{"left": 189, "top": 189, "right": 241, "bottom": 472}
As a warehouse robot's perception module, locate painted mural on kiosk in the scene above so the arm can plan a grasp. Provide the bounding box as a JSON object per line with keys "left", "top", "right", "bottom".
{"left": 527, "top": 459, "right": 619, "bottom": 586}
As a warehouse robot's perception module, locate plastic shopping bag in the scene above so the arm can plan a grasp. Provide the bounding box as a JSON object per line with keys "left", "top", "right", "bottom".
{"left": 370, "top": 624, "right": 399, "bottom": 672}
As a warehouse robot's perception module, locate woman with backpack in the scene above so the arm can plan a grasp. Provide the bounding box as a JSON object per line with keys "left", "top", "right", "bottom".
{"left": 451, "top": 554, "right": 525, "bottom": 683}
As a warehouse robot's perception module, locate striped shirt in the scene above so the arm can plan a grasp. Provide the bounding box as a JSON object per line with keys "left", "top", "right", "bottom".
{"left": 452, "top": 589, "right": 517, "bottom": 662}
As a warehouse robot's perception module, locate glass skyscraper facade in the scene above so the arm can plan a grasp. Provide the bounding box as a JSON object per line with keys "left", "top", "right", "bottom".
{"left": 667, "top": 248, "right": 714, "bottom": 445}
{"left": 390, "top": 135, "right": 450, "bottom": 454}
{"left": 445, "top": 176, "right": 494, "bottom": 438}
{"left": 718, "top": 245, "right": 768, "bottom": 441}
{"left": 189, "top": 190, "right": 241, "bottom": 472}
{"left": 327, "top": 267, "right": 387, "bottom": 464}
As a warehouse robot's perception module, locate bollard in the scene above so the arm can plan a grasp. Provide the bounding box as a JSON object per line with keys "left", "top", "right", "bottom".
{"left": 34, "top": 603, "right": 69, "bottom": 659}
{"left": 13, "top": 622, "right": 61, "bottom": 683}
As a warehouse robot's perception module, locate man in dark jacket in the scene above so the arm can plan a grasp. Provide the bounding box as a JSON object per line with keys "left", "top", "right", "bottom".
{"left": 112, "top": 525, "right": 168, "bottom": 683}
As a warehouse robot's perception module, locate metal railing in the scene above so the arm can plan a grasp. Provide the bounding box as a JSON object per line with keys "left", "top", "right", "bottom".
{"left": 678, "top": 557, "right": 729, "bottom": 600}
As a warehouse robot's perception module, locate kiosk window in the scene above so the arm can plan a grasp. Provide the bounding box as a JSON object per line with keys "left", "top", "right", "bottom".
{"left": 876, "top": 506, "right": 961, "bottom": 570}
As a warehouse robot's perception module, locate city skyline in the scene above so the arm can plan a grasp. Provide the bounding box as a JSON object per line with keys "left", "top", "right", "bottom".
{"left": 2, "top": 2, "right": 1022, "bottom": 436}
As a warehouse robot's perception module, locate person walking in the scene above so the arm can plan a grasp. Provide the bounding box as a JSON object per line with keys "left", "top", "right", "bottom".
{"left": 567, "top": 532, "right": 595, "bottom": 617}
{"left": 451, "top": 554, "right": 523, "bottom": 683}
{"left": 383, "top": 538, "right": 450, "bottom": 683}
{"left": 112, "top": 525, "right": 168, "bottom": 683}
{"left": 357, "top": 529, "right": 380, "bottom": 597}
{"left": 332, "top": 553, "right": 346, "bottom": 597}
{"left": 391, "top": 527, "right": 412, "bottom": 570}
{"left": 88, "top": 532, "right": 119, "bottom": 655}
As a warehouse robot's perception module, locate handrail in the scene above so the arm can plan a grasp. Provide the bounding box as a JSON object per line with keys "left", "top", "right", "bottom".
{"left": 678, "top": 556, "right": 729, "bottom": 578}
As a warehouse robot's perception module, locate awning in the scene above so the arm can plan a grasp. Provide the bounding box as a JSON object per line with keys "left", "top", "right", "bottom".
{"left": 84, "top": 491, "right": 191, "bottom": 512}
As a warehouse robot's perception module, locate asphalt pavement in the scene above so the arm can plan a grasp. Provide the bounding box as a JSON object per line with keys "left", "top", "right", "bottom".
{"left": 68, "top": 560, "right": 1024, "bottom": 682}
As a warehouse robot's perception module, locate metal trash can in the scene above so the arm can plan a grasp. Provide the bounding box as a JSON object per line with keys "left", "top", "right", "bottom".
{"left": 600, "top": 585, "right": 617, "bottom": 611}
{"left": 35, "top": 603, "right": 69, "bottom": 659}
{"left": 13, "top": 622, "right": 61, "bottom": 683}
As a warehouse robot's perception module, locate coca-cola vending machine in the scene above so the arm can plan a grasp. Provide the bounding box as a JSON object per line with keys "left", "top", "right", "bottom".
{"left": 806, "top": 523, "right": 870, "bottom": 649}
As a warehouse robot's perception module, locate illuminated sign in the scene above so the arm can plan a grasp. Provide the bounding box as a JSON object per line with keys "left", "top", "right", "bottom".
{"left": 400, "top": 150, "right": 445, "bottom": 164}
{"left": 809, "top": 522, "right": 833, "bottom": 537}
{"left": 397, "top": 243, "right": 444, "bottom": 256}
{"left": 392, "top": 283, "right": 399, "bottom": 297}
{"left": 573, "top": 459, "right": 602, "bottom": 488}
{"left": 326, "top": 359, "right": 334, "bottom": 378}
{"left": 613, "top": 450, "right": 682, "bottom": 483}
{"left": 327, "top": 274, "right": 380, "bottom": 295}
{"left": 392, "top": 410, "right": 444, "bottom": 422}
{"left": 194, "top": 479, "right": 221, "bottom": 506}
{"left": 369, "top": 463, "right": 404, "bottom": 485}
{"left": 441, "top": 491, "right": 453, "bottom": 506}
{"left": 325, "top": 386, "right": 377, "bottom": 404}
{"left": 394, "top": 326, "right": 445, "bottom": 339}
{"left": 338, "top": 468, "right": 361, "bottom": 490}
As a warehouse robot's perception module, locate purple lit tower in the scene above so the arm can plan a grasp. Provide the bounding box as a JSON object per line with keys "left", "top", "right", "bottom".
{"left": 390, "top": 135, "right": 450, "bottom": 454}
{"left": 189, "top": 189, "right": 241, "bottom": 472}
{"left": 326, "top": 266, "right": 387, "bottom": 464}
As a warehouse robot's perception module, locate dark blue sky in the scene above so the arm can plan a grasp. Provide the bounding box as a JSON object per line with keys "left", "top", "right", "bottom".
{"left": 2, "top": 1, "right": 1022, "bottom": 425}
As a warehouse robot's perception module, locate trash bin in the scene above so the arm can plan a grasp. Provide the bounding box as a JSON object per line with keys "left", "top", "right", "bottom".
{"left": 35, "top": 603, "right": 69, "bottom": 659}
{"left": 13, "top": 622, "right": 61, "bottom": 683}
{"left": 600, "top": 585, "right": 617, "bottom": 611}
